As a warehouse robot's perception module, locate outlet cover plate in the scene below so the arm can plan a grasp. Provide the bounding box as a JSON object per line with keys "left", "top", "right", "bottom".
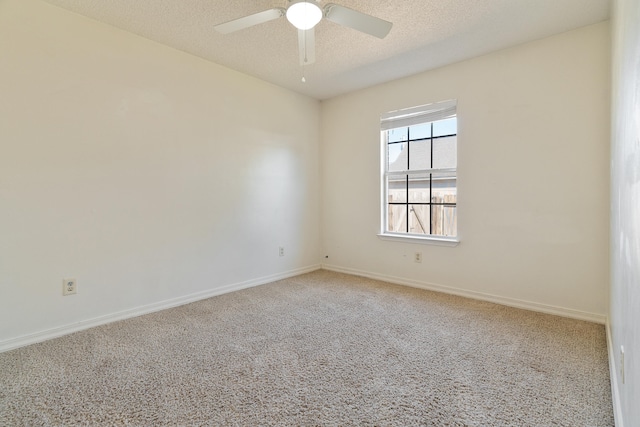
{"left": 63, "top": 278, "right": 77, "bottom": 296}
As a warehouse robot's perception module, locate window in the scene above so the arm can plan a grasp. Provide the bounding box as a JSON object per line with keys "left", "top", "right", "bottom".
{"left": 380, "top": 100, "right": 458, "bottom": 242}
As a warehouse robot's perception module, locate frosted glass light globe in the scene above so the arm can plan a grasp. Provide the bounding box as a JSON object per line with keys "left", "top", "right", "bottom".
{"left": 286, "top": 1, "right": 322, "bottom": 30}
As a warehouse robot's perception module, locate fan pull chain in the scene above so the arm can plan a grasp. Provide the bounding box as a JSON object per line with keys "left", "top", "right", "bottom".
{"left": 301, "top": 29, "right": 307, "bottom": 83}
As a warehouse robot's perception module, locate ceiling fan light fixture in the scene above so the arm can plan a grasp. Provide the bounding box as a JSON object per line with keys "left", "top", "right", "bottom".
{"left": 286, "top": 1, "right": 322, "bottom": 30}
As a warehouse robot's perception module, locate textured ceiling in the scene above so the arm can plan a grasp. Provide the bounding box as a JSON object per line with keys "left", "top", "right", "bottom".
{"left": 41, "top": 0, "right": 611, "bottom": 100}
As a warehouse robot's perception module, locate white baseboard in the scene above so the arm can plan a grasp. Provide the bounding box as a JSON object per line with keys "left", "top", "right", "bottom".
{"left": 606, "top": 320, "right": 624, "bottom": 427}
{"left": 2, "top": 263, "right": 607, "bottom": 353}
{"left": 322, "top": 264, "right": 607, "bottom": 324}
{"left": 0, "top": 265, "right": 321, "bottom": 353}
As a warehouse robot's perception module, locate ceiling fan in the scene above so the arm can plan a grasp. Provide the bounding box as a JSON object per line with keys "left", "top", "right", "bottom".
{"left": 214, "top": 1, "right": 393, "bottom": 66}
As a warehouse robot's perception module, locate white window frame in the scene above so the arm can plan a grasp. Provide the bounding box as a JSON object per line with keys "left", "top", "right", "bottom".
{"left": 378, "top": 100, "right": 459, "bottom": 246}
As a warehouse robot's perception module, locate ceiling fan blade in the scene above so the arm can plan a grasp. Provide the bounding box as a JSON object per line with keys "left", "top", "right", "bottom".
{"left": 298, "top": 28, "right": 316, "bottom": 66}
{"left": 214, "top": 8, "right": 285, "bottom": 34}
{"left": 323, "top": 4, "right": 392, "bottom": 39}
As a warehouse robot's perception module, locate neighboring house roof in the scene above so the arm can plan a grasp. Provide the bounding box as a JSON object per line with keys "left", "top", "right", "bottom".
{"left": 388, "top": 136, "right": 457, "bottom": 173}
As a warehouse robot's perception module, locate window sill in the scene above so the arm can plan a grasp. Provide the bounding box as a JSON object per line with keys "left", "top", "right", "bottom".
{"left": 377, "top": 233, "right": 459, "bottom": 247}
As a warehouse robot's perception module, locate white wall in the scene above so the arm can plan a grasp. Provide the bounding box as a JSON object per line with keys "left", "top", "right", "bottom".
{"left": 610, "top": 0, "right": 640, "bottom": 424}
{"left": 0, "top": 0, "right": 321, "bottom": 347}
{"left": 321, "top": 22, "right": 610, "bottom": 321}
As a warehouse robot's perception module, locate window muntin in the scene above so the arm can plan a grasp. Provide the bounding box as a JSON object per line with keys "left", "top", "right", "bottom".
{"left": 382, "top": 108, "right": 457, "bottom": 239}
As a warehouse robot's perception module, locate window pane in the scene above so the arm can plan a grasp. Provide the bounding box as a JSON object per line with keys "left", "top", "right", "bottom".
{"left": 409, "top": 123, "right": 431, "bottom": 140}
{"left": 431, "top": 205, "right": 457, "bottom": 237}
{"left": 408, "top": 204, "right": 429, "bottom": 235}
{"left": 408, "top": 140, "right": 431, "bottom": 170}
{"left": 433, "top": 117, "right": 457, "bottom": 137}
{"left": 387, "top": 204, "right": 407, "bottom": 233}
{"left": 388, "top": 127, "right": 407, "bottom": 143}
{"left": 408, "top": 174, "right": 430, "bottom": 203}
{"left": 432, "top": 136, "right": 457, "bottom": 169}
{"left": 388, "top": 175, "right": 407, "bottom": 203}
{"left": 382, "top": 105, "right": 457, "bottom": 239}
{"left": 431, "top": 176, "right": 457, "bottom": 204}
{"left": 388, "top": 143, "right": 406, "bottom": 171}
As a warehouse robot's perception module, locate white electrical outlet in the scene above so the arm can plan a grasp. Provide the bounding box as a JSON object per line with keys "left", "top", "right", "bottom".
{"left": 414, "top": 252, "right": 422, "bottom": 263}
{"left": 63, "top": 278, "right": 77, "bottom": 296}
{"left": 279, "top": 247, "right": 285, "bottom": 257}
{"left": 621, "top": 345, "right": 625, "bottom": 384}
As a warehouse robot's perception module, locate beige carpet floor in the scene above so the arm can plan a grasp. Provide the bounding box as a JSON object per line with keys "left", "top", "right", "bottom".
{"left": 0, "top": 270, "right": 613, "bottom": 426}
